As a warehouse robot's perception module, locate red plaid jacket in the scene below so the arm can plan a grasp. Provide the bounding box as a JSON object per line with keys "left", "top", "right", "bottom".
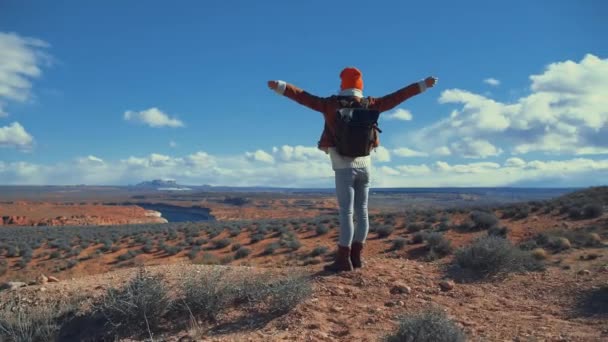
{"left": 279, "top": 82, "right": 424, "bottom": 150}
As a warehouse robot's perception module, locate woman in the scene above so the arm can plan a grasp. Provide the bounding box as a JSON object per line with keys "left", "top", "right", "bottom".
{"left": 268, "top": 67, "right": 437, "bottom": 272}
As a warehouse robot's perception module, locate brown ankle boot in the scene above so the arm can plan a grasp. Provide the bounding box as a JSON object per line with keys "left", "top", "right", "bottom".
{"left": 323, "top": 245, "right": 354, "bottom": 273}
{"left": 351, "top": 242, "right": 364, "bottom": 269}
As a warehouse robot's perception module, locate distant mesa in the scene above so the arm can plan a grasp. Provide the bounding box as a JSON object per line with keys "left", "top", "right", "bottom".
{"left": 134, "top": 179, "right": 192, "bottom": 191}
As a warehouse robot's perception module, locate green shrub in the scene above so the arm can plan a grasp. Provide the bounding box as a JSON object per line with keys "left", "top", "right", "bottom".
{"left": 234, "top": 247, "right": 252, "bottom": 259}
{"left": 407, "top": 223, "right": 424, "bottom": 233}
{"left": 212, "top": 238, "right": 231, "bottom": 250}
{"left": 311, "top": 246, "right": 329, "bottom": 257}
{"left": 263, "top": 242, "right": 280, "bottom": 255}
{"left": 384, "top": 308, "right": 466, "bottom": 342}
{"left": 411, "top": 231, "right": 426, "bottom": 244}
{"left": 231, "top": 243, "right": 242, "bottom": 252}
{"left": 181, "top": 269, "right": 232, "bottom": 322}
{"left": 250, "top": 233, "right": 265, "bottom": 244}
{"left": 582, "top": 203, "right": 603, "bottom": 219}
{"left": 425, "top": 233, "right": 453, "bottom": 260}
{"left": 455, "top": 236, "right": 544, "bottom": 280}
{"left": 377, "top": 225, "right": 395, "bottom": 238}
{"left": 0, "top": 299, "right": 73, "bottom": 342}
{"left": 98, "top": 268, "right": 172, "bottom": 336}
{"left": 316, "top": 225, "right": 329, "bottom": 236}
{"left": 487, "top": 226, "right": 509, "bottom": 237}
{"left": 470, "top": 211, "right": 499, "bottom": 230}
{"left": 392, "top": 237, "right": 407, "bottom": 250}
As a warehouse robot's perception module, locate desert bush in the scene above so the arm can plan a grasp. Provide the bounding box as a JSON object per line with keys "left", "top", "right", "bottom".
{"left": 392, "top": 237, "right": 407, "bottom": 250}
{"left": 234, "top": 247, "right": 252, "bottom": 259}
{"left": 285, "top": 239, "right": 302, "bottom": 251}
{"left": 250, "top": 232, "right": 265, "bottom": 244}
{"left": 98, "top": 268, "right": 171, "bottom": 337}
{"left": 528, "top": 228, "right": 602, "bottom": 252}
{"left": 425, "top": 233, "right": 453, "bottom": 260}
{"left": 455, "top": 236, "right": 544, "bottom": 280}
{"left": 470, "top": 211, "right": 499, "bottom": 230}
{"left": 181, "top": 269, "right": 233, "bottom": 322}
{"left": 194, "top": 238, "right": 208, "bottom": 246}
{"left": 310, "top": 246, "right": 329, "bottom": 257}
{"left": 377, "top": 225, "right": 395, "bottom": 238}
{"left": 411, "top": 231, "right": 426, "bottom": 244}
{"left": 117, "top": 250, "right": 137, "bottom": 262}
{"left": 436, "top": 222, "right": 450, "bottom": 232}
{"left": 231, "top": 243, "right": 242, "bottom": 252}
{"left": 50, "top": 250, "right": 61, "bottom": 259}
{"left": 568, "top": 207, "right": 583, "bottom": 220}
{"left": 316, "top": 225, "right": 329, "bottom": 236}
{"left": 582, "top": 203, "right": 603, "bottom": 219}
{"left": 384, "top": 308, "right": 466, "bottom": 342}
{"left": 261, "top": 275, "right": 312, "bottom": 315}
{"left": 187, "top": 246, "right": 200, "bottom": 260}
{"left": 142, "top": 243, "right": 154, "bottom": 253}
{"left": 487, "top": 226, "right": 509, "bottom": 237}
{"left": 0, "top": 260, "right": 7, "bottom": 276}
{"left": 407, "top": 223, "right": 424, "bottom": 233}
{"left": 212, "top": 238, "right": 231, "bottom": 250}
{"left": 264, "top": 242, "right": 280, "bottom": 255}
{"left": 0, "top": 299, "right": 72, "bottom": 342}
{"left": 66, "top": 259, "right": 78, "bottom": 269}
{"left": 163, "top": 245, "right": 182, "bottom": 256}
{"left": 577, "top": 284, "right": 608, "bottom": 316}
{"left": 195, "top": 252, "right": 220, "bottom": 265}
{"left": 532, "top": 248, "right": 548, "bottom": 260}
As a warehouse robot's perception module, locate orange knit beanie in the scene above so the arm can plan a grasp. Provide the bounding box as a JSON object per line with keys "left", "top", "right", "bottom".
{"left": 340, "top": 67, "right": 363, "bottom": 91}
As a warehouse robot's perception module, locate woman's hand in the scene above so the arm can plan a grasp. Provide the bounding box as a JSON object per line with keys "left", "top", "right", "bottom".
{"left": 424, "top": 76, "right": 438, "bottom": 88}
{"left": 267, "top": 80, "right": 278, "bottom": 90}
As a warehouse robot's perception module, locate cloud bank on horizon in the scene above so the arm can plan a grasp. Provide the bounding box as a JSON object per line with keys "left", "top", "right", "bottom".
{"left": 1, "top": 31, "right": 607, "bottom": 188}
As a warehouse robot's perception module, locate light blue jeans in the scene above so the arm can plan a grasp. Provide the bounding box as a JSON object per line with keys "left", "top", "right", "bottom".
{"left": 334, "top": 167, "right": 370, "bottom": 247}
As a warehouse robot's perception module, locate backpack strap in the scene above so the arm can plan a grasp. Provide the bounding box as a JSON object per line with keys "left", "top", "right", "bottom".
{"left": 360, "top": 97, "right": 369, "bottom": 109}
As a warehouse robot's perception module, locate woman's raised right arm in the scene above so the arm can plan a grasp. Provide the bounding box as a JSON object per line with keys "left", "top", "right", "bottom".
{"left": 268, "top": 80, "right": 329, "bottom": 113}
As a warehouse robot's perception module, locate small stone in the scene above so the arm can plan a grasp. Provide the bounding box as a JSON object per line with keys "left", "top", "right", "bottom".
{"left": 306, "top": 323, "right": 321, "bottom": 329}
{"left": 0, "top": 282, "right": 27, "bottom": 291}
{"left": 330, "top": 306, "right": 343, "bottom": 313}
{"left": 47, "top": 276, "right": 60, "bottom": 283}
{"left": 39, "top": 287, "right": 46, "bottom": 292}
{"left": 36, "top": 274, "right": 48, "bottom": 285}
{"left": 384, "top": 301, "right": 396, "bottom": 307}
{"left": 439, "top": 280, "right": 455, "bottom": 291}
{"left": 390, "top": 282, "right": 412, "bottom": 295}
{"left": 578, "top": 269, "right": 591, "bottom": 276}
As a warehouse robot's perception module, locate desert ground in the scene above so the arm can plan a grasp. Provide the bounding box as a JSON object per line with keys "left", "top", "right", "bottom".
{"left": 0, "top": 186, "right": 606, "bottom": 341}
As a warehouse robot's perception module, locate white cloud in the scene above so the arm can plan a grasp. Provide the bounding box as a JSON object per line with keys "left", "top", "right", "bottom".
{"left": 169, "top": 141, "right": 177, "bottom": 148}
{"left": 484, "top": 78, "right": 500, "bottom": 86}
{"left": 504, "top": 157, "right": 526, "bottom": 168}
{"left": 396, "top": 164, "right": 432, "bottom": 175}
{"left": 0, "top": 149, "right": 606, "bottom": 188}
{"left": 0, "top": 122, "right": 34, "bottom": 148}
{"left": 433, "top": 146, "right": 451, "bottom": 156}
{"left": 271, "top": 145, "right": 327, "bottom": 162}
{"left": 0, "top": 32, "right": 49, "bottom": 117}
{"left": 124, "top": 108, "right": 184, "bottom": 128}
{"left": 450, "top": 138, "right": 503, "bottom": 159}
{"left": 409, "top": 54, "right": 608, "bottom": 157}
{"left": 245, "top": 150, "right": 275, "bottom": 164}
{"left": 78, "top": 155, "right": 104, "bottom": 165}
{"left": 378, "top": 166, "right": 400, "bottom": 176}
{"left": 371, "top": 146, "right": 391, "bottom": 162}
{"left": 392, "top": 147, "right": 428, "bottom": 158}
{"left": 383, "top": 108, "right": 413, "bottom": 121}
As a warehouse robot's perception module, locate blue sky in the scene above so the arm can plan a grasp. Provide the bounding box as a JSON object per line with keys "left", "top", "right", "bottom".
{"left": 1, "top": 0, "right": 607, "bottom": 187}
